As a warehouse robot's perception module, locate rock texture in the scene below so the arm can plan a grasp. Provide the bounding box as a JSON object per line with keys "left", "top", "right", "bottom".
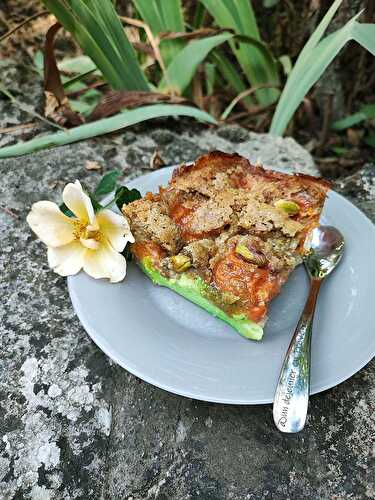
{"left": 0, "top": 114, "right": 374, "bottom": 499}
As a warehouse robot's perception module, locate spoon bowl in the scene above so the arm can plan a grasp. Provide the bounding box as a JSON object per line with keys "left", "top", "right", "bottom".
{"left": 304, "top": 226, "right": 345, "bottom": 279}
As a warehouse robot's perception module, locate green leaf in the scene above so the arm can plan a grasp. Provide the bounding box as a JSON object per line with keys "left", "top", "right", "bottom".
{"left": 295, "top": 0, "right": 344, "bottom": 69}
{"left": 263, "top": 0, "right": 279, "bottom": 7}
{"left": 94, "top": 170, "right": 121, "bottom": 198}
{"left": 352, "top": 23, "right": 375, "bottom": 55}
{"left": 332, "top": 112, "right": 366, "bottom": 130}
{"left": 114, "top": 185, "right": 141, "bottom": 259}
{"left": 133, "top": 0, "right": 185, "bottom": 66}
{"left": 0, "top": 104, "right": 217, "bottom": 158}
{"left": 115, "top": 186, "right": 142, "bottom": 211}
{"left": 33, "top": 50, "right": 44, "bottom": 75}
{"left": 42, "top": 0, "right": 149, "bottom": 91}
{"left": 63, "top": 69, "right": 97, "bottom": 90}
{"left": 200, "top": 0, "right": 280, "bottom": 105}
{"left": 159, "top": 32, "right": 234, "bottom": 94}
{"left": 332, "top": 104, "right": 375, "bottom": 130}
{"left": 331, "top": 146, "right": 348, "bottom": 156}
{"left": 361, "top": 104, "right": 375, "bottom": 117}
{"left": 365, "top": 132, "right": 375, "bottom": 148}
{"left": 122, "top": 245, "right": 133, "bottom": 262}
{"left": 269, "top": 7, "right": 373, "bottom": 136}
{"left": 69, "top": 98, "right": 98, "bottom": 116}
{"left": 88, "top": 193, "right": 103, "bottom": 213}
{"left": 205, "top": 62, "right": 216, "bottom": 95}
{"left": 59, "top": 202, "right": 75, "bottom": 217}
{"left": 279, "top": 55, "right": 292, "bottom": 76}
{"left": 210, "top": 50, "right": 251, "bottom": 106}
{"left": 193, "top": 2, "right": 206, "bottom": 28}
{"left": 58, "top": 55, "right": 98, "bottom": 74}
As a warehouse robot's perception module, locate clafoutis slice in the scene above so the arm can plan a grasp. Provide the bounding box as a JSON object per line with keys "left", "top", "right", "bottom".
{"left": 123, "top": 152, "right": 330, "bottom": 340}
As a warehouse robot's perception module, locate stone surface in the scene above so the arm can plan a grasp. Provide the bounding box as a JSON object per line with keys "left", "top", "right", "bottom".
{"left": 1, "top": 115, "right": 374, "bottom": 499}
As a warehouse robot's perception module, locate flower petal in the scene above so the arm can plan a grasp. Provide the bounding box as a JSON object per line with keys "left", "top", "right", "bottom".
{"left": 48, "top": 240, "right": 86, "bottom": 276}
{"left": 27, "top": 201, "right": 75, "bottom": 247}
{"left": 80, "top": 237, "right": 100, "bottom": 250}
{"left": 83, "top": 240, "right": 127, "bottom": 283}
{"left": 96, "top": 209, "right": 135, "bottom": 252}
{"left": 63, "top": 180, "right": 96, "bottom": 226}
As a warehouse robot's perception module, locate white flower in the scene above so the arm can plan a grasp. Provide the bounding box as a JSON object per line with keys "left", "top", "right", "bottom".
{"left": 27, "top": 180, "right": 134, "bottom": 283}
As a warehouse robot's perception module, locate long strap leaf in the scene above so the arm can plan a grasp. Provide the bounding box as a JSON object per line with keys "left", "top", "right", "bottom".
{"left": 133, "top": 0, "right": 185, "bottom": 66}
{"left": 352, "top": 23, "right": 375, "bottom": 55}
{"left": 159, "top": 32, "right": 234, "bottom": 94}
{"left": 200, "top": 0, "right": 279, "bottom": 105}
{"left": 296, "top": 0, "right": 343, "bottom": 68}
{"left": 270, "top": 13, "right": 370, "bottom": 136}
{"left": 42, "top": 0, "right": 149, "bottom": 91}
{"left": 0, "top": 105, "right": 216, "bottom": 159}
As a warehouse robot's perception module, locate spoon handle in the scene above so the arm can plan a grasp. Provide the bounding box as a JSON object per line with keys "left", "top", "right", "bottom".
{"left": 273, "top": 278, "right": 321, "bottom": 433}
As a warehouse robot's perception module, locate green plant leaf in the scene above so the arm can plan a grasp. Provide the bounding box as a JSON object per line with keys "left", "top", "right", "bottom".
{"left": 115, "top": 186, "right": 142, "bottom": 211}
{"left": 133, "top": 0, "right": 185, "bottom": 66}
{"left": 63, "top": 69, "right": 97, "bottom": 90}
{"left": 295, "top": 0, "right": 344, "bottom": 69}
{"left": 269, "top": 4, "right": 374, "bottom": 136}
{"left": 263, "top": 0, "right": 279, "bottom": 7}
{"left": 279, "top": 55, "right": 292, "bottom": 76}
{"left": 116, "top": 185, "right": 142, "bottom": 261}
{"left": 332, "top": 112, "right": 365, "bottom": 130}
{"left": 69, "top": 98, "right": 97, "bottom": 116}
{"left": 42, "top": 0, "right": 149, "bottom": 91}
{"left": 88, "top": 193, "right": 103, "bottom": 212}
{"left": 331, "top": 146, "right": 348, "bottom": 156}
{"left": 159, "top": 32, "right": 234, "bottom": 93}
{"left": 365, "top": 132, "right": 375, "bottom": 148}
{"left": 0, "top": 104, "right": 217, "bottom": 158}
{"left": 200, "top": 0, "right": 279, "bottom": 105}
{"left": 58, "top": 55, "right": 98, "bottom": 74}
{"left": 193, "top": 2, "right": 206, "bottom": 28}
{"left": 59, "top": 202, "right": 75, "bottom": 217}
{"left": 270, "top": 0, "right": 344, "bottom": 134}
{"left": 332, "top": 104, "right": 375, "bottom": 130}
{"left": 205, "top": 62, "right": 216, "bottom": 95}
{"left": 33, "top": 50, "right": 44, "bottom": 75}
{"left": 352, "top": 23, "right": 375, "bottom": 55}
{"left": 210, "top": 50, "right": 250, "bottom": 106}
{"left": 94, "top": 170, "right": 121, "bottom": 198}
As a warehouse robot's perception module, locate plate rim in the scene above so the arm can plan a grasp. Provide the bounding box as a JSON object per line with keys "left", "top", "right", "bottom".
{"left": 68, "top": 167, "right": 375, "bottom": 405}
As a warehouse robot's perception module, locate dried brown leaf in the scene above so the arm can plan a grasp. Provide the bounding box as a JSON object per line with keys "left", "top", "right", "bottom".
{"left": 347, "top": 128, "right": 363, "bottom": 146}
{"left": 192, "top": 73, "right": 204, "bottom": 109}
{"left": 85, "top": 160, "right": 102, "bottom": 171}
{"left": 89, "top": 91, "right": 187, "bottom": 121}
{"left": 150, "top": 149, "right": 166, "bottom": 170}
{"left": 132, "top": 42, "right": 155, "bottom": 57}
{"left": 44, "top": 23, "right": 83, "bottom": 127}
{"left": 125, "top": 26, "right": 140, "bottom": 44}
{"left": 159, "top": 28, "right": 230, "bottom": 41}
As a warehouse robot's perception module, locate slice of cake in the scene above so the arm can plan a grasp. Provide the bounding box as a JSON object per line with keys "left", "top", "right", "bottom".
{"left": 123, "top": 152, "right": 330, "bottom": 340}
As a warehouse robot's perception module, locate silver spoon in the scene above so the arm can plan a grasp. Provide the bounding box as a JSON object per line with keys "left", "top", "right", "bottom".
{"left": 273, "top": 225, "right": 345, "bottom": 433}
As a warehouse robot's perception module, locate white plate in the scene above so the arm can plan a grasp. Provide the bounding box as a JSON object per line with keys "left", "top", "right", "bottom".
{"left": 68, "top": 167, "right": 375, "bottom": 404}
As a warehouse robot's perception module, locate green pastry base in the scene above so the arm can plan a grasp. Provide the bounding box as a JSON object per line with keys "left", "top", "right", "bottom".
{"left": 139, "top": 257, "right": 263, "bottom": 341}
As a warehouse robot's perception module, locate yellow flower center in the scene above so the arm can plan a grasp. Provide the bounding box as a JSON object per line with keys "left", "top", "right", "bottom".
{"left": 72, "top": 220, "right": 86, "bottom": 239}
{"left": 73, "top": 220, "right": 103, "bottom": 245}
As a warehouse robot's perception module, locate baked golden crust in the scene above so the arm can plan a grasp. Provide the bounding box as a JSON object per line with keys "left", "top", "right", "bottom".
{"left": 123, "top": 151, "right": 330, "bottom": 324}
